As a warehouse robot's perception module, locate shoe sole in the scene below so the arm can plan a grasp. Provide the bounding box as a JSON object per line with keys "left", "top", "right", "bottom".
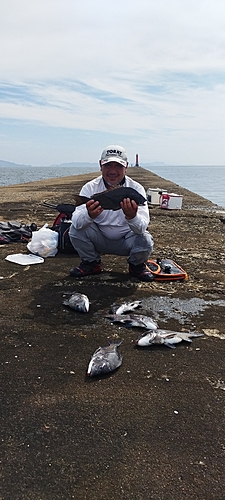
{"left": 129, "top": 269, "right": 154, "bottom": 282}
{"left": 70, "top": 269, "right": 102, "bottom": 277}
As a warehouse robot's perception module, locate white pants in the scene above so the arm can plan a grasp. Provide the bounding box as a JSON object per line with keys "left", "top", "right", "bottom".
{"left": 69, "top": 223, "right": 154, "bottom": 265}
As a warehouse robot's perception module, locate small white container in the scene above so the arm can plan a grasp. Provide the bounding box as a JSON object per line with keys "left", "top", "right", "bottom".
{"left": 160, "top": 193, "right": 183, "bottom": 210}
{"left": 147, "top": 188, "right": 167, "bottom": 205}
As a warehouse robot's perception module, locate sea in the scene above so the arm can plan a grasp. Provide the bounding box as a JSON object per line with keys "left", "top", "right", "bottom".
{"left": 0, "top": 164, "right": 224, "bottom": 209}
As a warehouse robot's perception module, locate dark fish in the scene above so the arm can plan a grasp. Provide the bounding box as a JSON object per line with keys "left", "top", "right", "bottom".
{"left": 105, "top": 313, "right": 158, "bottom": 330}
{"left": 136, "top": 329, "right": 204, "bottom": 348}
{"left": 63, "top": 292, "right": 89, "bottom": 313}
{"left": 74, "top": 186, "right": 147, "bottom": 211}
{"left": 110, "top": 300, "right": 142, "bottom": 315}
{"left": 87, "top": 338, "right": 123, "bottom": 376}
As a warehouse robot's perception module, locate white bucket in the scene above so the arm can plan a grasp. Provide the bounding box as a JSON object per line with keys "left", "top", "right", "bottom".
{"left": 160, "top": 193, "right": 183, "bottom": 210}
{"left": 147, "top": 188, "right": 167, "bottom": 205}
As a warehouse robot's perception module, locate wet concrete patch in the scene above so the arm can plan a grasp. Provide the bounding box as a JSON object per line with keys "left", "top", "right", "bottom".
{"left": 140, "top": 296, "right": 225, "bottom": 330}
{"left": 25, "top": 277, "right": 138, "bottom": 328}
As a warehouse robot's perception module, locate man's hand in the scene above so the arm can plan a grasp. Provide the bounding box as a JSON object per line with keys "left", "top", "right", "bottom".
{"left": 120, "top": 198, "right": 138, "bottom": 219}
{"left": 86, "top": 199, "right": 103, "bottom": 219}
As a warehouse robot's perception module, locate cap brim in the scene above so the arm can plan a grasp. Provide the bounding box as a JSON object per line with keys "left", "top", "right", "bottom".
{"left": 101, "top": 157, "right": 127, "bottom": 168}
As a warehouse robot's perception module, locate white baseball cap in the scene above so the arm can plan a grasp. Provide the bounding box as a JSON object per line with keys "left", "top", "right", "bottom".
{"left": 100, "top": 145, "right": 128, "bottom": 167}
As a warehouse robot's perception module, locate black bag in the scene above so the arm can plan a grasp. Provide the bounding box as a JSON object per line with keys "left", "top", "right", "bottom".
{"left": 43, "top": 202, "right": 77, "bottom": 254}
{"left": 55, "top": 219, "right": 76, "bottom": 254}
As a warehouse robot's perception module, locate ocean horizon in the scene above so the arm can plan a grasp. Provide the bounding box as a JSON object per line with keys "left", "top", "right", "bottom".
{"left": 0, "top": 163, "right": 224, "bottom": 208}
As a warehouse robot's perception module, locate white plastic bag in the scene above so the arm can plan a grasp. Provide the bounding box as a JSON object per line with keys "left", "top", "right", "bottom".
{"left": 27, "top": 224, "right": 59, "bottom": 257}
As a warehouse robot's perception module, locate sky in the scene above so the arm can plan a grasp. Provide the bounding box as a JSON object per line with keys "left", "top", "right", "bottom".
{"left": 0, "top": 0, "right": 225, "bottom": 166}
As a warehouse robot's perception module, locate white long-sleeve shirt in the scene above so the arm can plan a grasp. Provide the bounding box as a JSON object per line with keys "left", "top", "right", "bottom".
{"left": 71, "top": 175, "right": 150, "bottom": 240}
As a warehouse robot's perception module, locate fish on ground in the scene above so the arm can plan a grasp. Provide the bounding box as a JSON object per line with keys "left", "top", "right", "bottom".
{"left": 74, "top": 186, "right": 147, "bottom": 211}
{"left": 105, "top": 313, "right": 158, "bottom": 330}
{"left": 135, "top": 329, "right": 204, "bottom": 348}
{"left": 87, "top": 338, "right": 123, "bottom": 377}
{"left": 110, "top": 300, "right": 142, "bottom": 315}
{"left": 63, "top": 292, "right": 90, "bottom": 313}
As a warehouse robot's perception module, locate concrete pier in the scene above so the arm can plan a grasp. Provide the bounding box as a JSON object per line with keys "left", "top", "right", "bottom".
{"left": 1, "top": 167, "right": 224, "bottom": 500}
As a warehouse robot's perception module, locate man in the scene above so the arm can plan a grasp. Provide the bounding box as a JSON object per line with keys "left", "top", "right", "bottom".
{"left": 69, "top": 145, "right": 154, "bottom": 281}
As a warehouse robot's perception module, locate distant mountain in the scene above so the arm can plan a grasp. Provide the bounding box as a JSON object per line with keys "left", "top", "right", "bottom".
{"left": 0, "top": 160, "right": 98, "bottom": 168}
{"left": 0, "top": 160, "right": 32, "bottom": 167}
{"left": 0, "top": 159, "right": 166, "bottom": 168}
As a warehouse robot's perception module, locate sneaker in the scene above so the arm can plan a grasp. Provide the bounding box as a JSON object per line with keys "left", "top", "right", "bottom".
{"left": 129, "top": 262, "right": 154, "bottom": 282}
{"left": 70, "top": 260, "right": 102, "bottom": 277}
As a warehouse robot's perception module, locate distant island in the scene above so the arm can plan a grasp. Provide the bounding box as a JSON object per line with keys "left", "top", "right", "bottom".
{"left": 0, "top": 160, "right": 166, "bottom": 168}
{"left": 0, "top": 160, "right": 97, "bottom": 168}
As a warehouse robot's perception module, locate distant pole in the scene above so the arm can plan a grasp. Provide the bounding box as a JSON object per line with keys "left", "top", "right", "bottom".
{"left": 135, "top": 154, "right": 139, "bottom": 167}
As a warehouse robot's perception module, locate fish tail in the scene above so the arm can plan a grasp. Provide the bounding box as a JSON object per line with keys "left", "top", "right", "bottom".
{"left": 107, "top": 338, "right": 124, "bottom": 347}
{"left": 73, "top": 194, "right": 90, "bottom": 206}
{"left": 188, "top": 332, "right": 204, "bottom": 338}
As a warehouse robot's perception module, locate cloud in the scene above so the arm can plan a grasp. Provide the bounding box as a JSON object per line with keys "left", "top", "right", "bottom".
{"left": 0, "top": 0, "right": 225, "bottom": 164}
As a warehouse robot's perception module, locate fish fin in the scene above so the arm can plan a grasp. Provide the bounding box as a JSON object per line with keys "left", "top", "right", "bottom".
{"left": 164, "top": 341, "right": 177, "bottom": 348}
{"left": 62, "top": 299, "right": 69, "bottom": 306}
{"left": 105, "top": 314, "right": 129, "bottom": 324}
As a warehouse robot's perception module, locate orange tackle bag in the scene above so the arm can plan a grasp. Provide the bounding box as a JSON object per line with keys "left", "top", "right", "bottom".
{"left": 146, "top": 258, "right": 188, "bottom": 282}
